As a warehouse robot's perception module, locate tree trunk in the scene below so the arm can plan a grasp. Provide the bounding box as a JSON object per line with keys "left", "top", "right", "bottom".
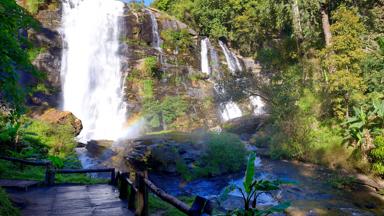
{"left": 320, "top": 3, "right": 332, "bottom": 47}
{"left": 292, "top": 0, "right": 303, "bottom": 42}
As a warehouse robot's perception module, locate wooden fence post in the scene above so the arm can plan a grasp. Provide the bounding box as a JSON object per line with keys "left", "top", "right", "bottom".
{"left": 110, "top": 169, "right": 116, "bottom": 185}
{"left": 119, "top": 173, "right": 128, "bottom": 200}
{"left": 44, "top": 163, "right": 55, "bottom": 186}
{"left": 136, "top": 172, "right": 148, "bottom": 216}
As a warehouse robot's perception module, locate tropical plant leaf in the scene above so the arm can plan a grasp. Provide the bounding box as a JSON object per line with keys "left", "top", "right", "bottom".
{"left": 244, "top": 153, "right": 256, "bottom": 194}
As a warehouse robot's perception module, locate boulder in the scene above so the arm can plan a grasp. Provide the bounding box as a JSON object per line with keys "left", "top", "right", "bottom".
{"left": 37, "top": 108, "right": 83, "bottom": 135}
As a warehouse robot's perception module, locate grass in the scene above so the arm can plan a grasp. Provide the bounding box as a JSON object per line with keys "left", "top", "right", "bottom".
{"left": 25, "top": 0, "right": 43, "bottom": 14}
{"left": 0, "top": 187, "right": 19, "bottom": 216}
{"left": 0, "top": 160, "right": 108, "bottom": 185}
{"left": 27, "top": 47, "right": 46, "bottom": 62}
{"left": 149, "top": 194, "right": 194, "bottom": 216}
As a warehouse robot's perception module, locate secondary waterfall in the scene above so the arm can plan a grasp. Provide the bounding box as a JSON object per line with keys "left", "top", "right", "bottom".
{"left": 60, "top": 0, "right": 127, "bottom": 142}
{"left": 220, "top": 102, "right": 243, "bottom": 122}
{"left": 219, "top": 40, "right": 243, "bottom": 74}
{"left": 250, "top": 96, "right": 266, "bottom": 115}
{"left": 147, "top": 9, "right": 162, "bottom": 51}
{"left": 201, "top": 38, "right": 211, "bottom": 75}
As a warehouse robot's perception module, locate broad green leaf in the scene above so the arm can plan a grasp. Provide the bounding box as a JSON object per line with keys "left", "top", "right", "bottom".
{"left": 243, "top": 153, "right": 256, "bottom": 194}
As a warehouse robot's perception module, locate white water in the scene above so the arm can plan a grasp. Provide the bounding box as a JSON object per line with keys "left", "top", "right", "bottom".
{"left": 147, "top": 9, "right": 162, "bottom": 51}
{"left": 249, "top": 96, "right": 266, "bottom": 115}
{"left": 219, "top": 40, "right": 243, "bottom": 74}
{"left": 209, "top": 42, "right": 221, "bottom": 78}
{"left": 60, "top": 0, "right": 127, "bottom": 142}
{"left": 201, "top": 38, "right": 211, "bottom": 75}
{"left": 220, "top": 101, "right": 243, "bottom": 122}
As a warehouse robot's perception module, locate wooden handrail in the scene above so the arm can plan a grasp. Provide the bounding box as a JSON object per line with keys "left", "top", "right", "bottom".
{"left": 0, "top": 156, "right": 51, "bottom": 166}
{"left": 143, "top": 178, "right": 190, "bottom": 214}
{"left": 115, "top": 171, "right": 212, "bottom": 216}
{"left": 54, "top": 168, "right": 116, "bottom": 185}
{"left": 56, "top": 168, "right": 115, "bottom": 174}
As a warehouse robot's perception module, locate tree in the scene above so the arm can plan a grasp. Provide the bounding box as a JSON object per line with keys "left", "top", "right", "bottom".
{"left": 320, "top": 6, "right": 367, "bottom": 119}
{"left": 0, "top": 0, "right": 37, "bottom": 111}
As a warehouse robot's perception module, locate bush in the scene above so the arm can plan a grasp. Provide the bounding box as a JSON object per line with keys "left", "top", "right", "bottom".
{"left": 22, "top": 119, "right": 77, "bottom": 159}
{"left": 370, "top": 135, "right": 384, "bottom": 176}
{"left": 140, "top": 79, "right": 154, "bottom": 99}
{"left": 25, "top": 0, "right": 44, "bottom": 14}
{"left": 142, "top": 96, "right": 188, "bottom": 129}
{"left": 161, "top": 29, "right": 193, "bottom": 53}
{"left": 199, "top": 132, "right": 247, "bottom": 176}
{"left": 0, "top": 187, "right": 19, "bottom": 216}
{"left": 143, "top": 56, "right": 161, "bottom": 79}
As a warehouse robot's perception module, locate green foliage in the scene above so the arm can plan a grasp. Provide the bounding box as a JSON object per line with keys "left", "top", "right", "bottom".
{"left": 343, "top": 100, "right": 384, "bottom": 149}
{"left": 143, "top": 56, "right": 161, "bottom": 79}
{"left": 27, "top": 46, "right": 46, "bottom": 62}
{"left": 149, "top": 194, "right": 194, "bottom": 216}
{"left": 16, "top": 119, "right": 77, "bottom": 159}
{"left": 152, "top": 0, "right": 176, "bottom": 12}
{"left": 0, "top": 0, "right": 38, "bottom": 111}
{"left": 221, "top": 153, "right": 290, "bottom": 215}
{"left": 154, "top": 0, "right": 384, "bottom": 175}
{"left": 0, "top": 160, "right": 107, "bottom": 184}
{"left": 142, "top": 96, "right": 188, "bottom": 129}
{"left": 370, "top": 135, "right": 384, "bottom": 176}
{"left": 0, "top": 187, "right": 19, "bottom": 216}
{"left": 0, "top": 112, "right": 24, "bottom": 151}
{"left": 199, "top": 132, "right": 246, "bottom": 176}
{"left": 161, "top": 29, "right": 193, "bottom": 53}
{"left": 321, "top": 6, "right": 367, "bottom": 119}
{"left": 326, "top": 174, "right": 356, "bottom": 190}
{"left": 25, "top": 0, "right": 44, "bottom": 14}
{"left": 140, "top": 79, "right": 154, "bottom": 99}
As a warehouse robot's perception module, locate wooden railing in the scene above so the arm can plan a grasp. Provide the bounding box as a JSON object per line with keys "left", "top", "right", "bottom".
{"left": 0, "top": 157, "right": 213, "bottom": 216}
{"left": 0, "top": 156, "right": 53, "bottom": 185}
{"left": 115, "top": 171, "right": 212, "bottom": 216}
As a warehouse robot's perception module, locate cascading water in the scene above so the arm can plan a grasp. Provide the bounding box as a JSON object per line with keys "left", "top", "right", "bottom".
{"left": 60, "top": 0, "right": 127, "bottom": 142}
{"left": 219, "top": 40, "right": 243, "bottom": 74}
{"left": 220, "top": 101, "right": 243, "bottom": 122}
{"left": 208, "top": 42, "right": 221, "bottom": 79}
{"left": 201, "top": 38, "right": 211, "bottom": 75}
{"left": 147, "top": 9, "right": 162, "bottom": 51}
{"left": 249, "top": 96, "right": 266, "bottom": 115}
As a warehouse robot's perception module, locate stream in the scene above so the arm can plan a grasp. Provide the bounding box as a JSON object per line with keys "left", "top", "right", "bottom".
{"left": 76, "top": 145, "right": 384, "bottom": 215}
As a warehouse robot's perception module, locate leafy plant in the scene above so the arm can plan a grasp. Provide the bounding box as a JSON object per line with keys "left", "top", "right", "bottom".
{"left": 143, "top": 56, "right": 162, "bottom": 79}
{"left": 142, "top": 96, "right": 188, "bottom": 129}
{"left": 0, "top": 187, "right": 19, "bottom": 216}
{"left": 161, "top": 29, "right": 193, "bottom": 53}
{"left": 221, "top": 153, "right": 290, "bottom": 216}
{"left": 199, "top": 132, "right": 246, "bottom": 176}
{"left": 370, "top": 135, "right": 384, "bottom": 176}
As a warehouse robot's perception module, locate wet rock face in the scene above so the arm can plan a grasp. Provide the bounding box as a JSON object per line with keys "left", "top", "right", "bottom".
{"left": 123, "top": 133, "right": 207, "bottom": 173}
{"left": 37, "top": 108, "right": 83, "bottom": 135}
{"left": 27, "top": 1, "right": 63, "bottom": 107}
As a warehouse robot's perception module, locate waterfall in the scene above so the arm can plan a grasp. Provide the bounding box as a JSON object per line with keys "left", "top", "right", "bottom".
{"left": 249, "top": 96, "right": 266, "bottom": 115}
{"left": 214, "top": 84, "right": 243, "bottom": 121}
{"left": 201, "top": 38, "right": 211, "bottom": 75}
{"left": 209, "top": 41, "right": 221, "bottom": 78}
{"left": 147, "top": 9, "right": 162, "bottom": 51}
{"left": 220, "top": 102, "right": 243, "bottom": 122}
{"left": 219, "top": 40, "right": 243, "bottom": 74}
{"left": 60, "top": 0, "right": 127, "bottom": 142}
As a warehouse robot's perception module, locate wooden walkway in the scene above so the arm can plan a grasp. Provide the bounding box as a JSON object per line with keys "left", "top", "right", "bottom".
{"left": 7, "top": 184, "right": 133, "bottom": 216}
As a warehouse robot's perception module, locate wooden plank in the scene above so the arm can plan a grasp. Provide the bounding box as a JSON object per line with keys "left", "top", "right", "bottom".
{"left": 7, "top": 184, "right": 134, "bottom": 216}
